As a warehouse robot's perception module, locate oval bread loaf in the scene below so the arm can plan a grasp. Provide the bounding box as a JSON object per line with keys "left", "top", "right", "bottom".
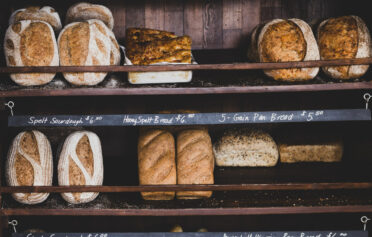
{"left": 6, "top": 130, "right": 53, "bottom": 204}
{"left": 58, "top": 19, "right": 120, "bottom": 86}
{"left": 4, "top": 20, "right": 59, "bottom": 86}
{"left": 66, "top": 2, "right": 114, "bottom": 30}
{"left": 318, "top": 15, "right": 371, "bottom": 80}
{"left": 9, "top": 6, "right": 62, "bottom": 32}
{"left": 213, "top": 129, "right": 279, "bottom": 167}
{"left": 248, "top": 18, "right": 320, "bottom": 82}
{"left": 58, "top": 131, "right": 104, "bottom": 204}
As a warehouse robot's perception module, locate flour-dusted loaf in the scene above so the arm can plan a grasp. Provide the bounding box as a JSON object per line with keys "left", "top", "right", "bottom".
{"left": 138, "top": 129, "right": 176, "bottom": 200}
{"left": 6, "top": 130, "right": 53, "bottom": 204}
{"left": 9, "top": 6, "right": 62, "bottom": 32}
{"left": 176, "top": 129, "right": 214, "bottom": 199}
{"left": 213, "top": 129, "right": 279, "bottom": 167}
{"left": 4, "top": 20, "right": 59, "bottom": 86}
{"left": 66, "top": 3, "right": 114, "bottom": 30}
{"left": 248, "top": 19, "right": 320, "bottom": 82}
{"left": 58, "top": 19, "right": 120, "bottom": 86}
{"left": 58, "top": 131, "right": 104, "bottom": 204}
{"left": 318, "top": 15, "right": 371, "bottom": 80}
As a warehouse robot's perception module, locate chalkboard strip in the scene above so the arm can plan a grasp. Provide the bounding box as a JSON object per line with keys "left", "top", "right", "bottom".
{"left": 8, "top": 109, "right": 371, "bottom": 127}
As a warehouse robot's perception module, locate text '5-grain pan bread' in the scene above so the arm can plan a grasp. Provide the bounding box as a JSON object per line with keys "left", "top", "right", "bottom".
{"left": 9, "top": 6, "right": 62, "bottom": 32}
{"left": 318, "top": 15, "right": 371, "bottom": 80}
{"left": 58, "top": 131, "right": 104, "bottom": 204}
{"left": 6, "top": 130, "right": 53, "bottom": 204}
{"left": 248, "top": 18, "right": 320, "bottom": 82}
{"left": 58, "top": 19, "right": 120, "bottom": 86}
{"left": 138, "top": 129, "right": 177, "bottom": 200}
{"left": 66, "top": 2, "right": 114, "bottom": 30}
{"left": 4, "top": 20, "right": 59, "bottom": 86}
{"left": 213, "top": 129, "right": 279, "bottom": 167}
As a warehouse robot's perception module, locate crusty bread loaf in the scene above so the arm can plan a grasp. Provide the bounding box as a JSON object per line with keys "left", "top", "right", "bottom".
{"left": 248, "top": 18, "right": 320, "bottom": 82}
{"left": 138, "top": 129, "right": 176, "bottom": 200}
{"left": 66, "top": 2, "right": 114, "bottom": 30}
{"left": 170, "top": 225, "right": 183, "bottom": 232}
{"left": 6, "top": 130, "right": 53, "bottom": 204}
{"left": 213, "top": 129, "right": 279, "bottom": 167}
{"left": 9, "top": 6, "right": 62, "bottom": 32}
{"left": 176, "top": 129, "right": 214, "bottom": 199}
{"left": 318, "top": 15, "right": 371, "bottom": 80}
{"left": 58, "top": 131, "right": 104, "bottom": 204}
{"left": 4, "top": 20, "right": 59, "bottom": 86}
{"left": 58, "top": 19, "right": 120, "bottom": 86}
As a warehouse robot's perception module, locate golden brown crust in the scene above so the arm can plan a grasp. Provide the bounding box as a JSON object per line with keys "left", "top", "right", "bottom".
{"left": 11, "top": 6, "right": 61, "bottom": 31}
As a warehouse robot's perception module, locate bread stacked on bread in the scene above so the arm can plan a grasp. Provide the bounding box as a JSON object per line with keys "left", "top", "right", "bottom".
{"left": 6, "top": 131, "right": 53, "bottom": 204}
{"left": 318, "top": 15, "right": 371, "bottom": 80}
{"left": 125, "top": 28, "right": 192, "bottom": 65}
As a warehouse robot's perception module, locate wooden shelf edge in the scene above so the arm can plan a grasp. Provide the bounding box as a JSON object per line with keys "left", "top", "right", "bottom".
{"left": 1, "top": 82, "right": 372, "bottom": 97}
{"left": 2, "top": 206, "right": 372, "bottom": 216}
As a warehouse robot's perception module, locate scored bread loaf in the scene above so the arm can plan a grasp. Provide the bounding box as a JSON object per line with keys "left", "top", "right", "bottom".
{"left": 58, "top": 19, "right": 120, "bottom": 86}
{"left": 138, "top": 129, "right": 176, "bottom": 200}
{"left": 248, "top": 18, "right": 320, "bottom": 82}
{"left": 6, "top": 130, "right": 53, "bottom": 204}
{"left": 58, "top": 131, "right": 104, "bottom": 204}
{"left": 9, "top": 6, "right": 62, "bottom": 32}
{"left": 318, "top": 15, "right": 371, "bottom": 80}
{"left": 213, "top": 129, "right": 279, "bottom": 167}
{"left": 4, "top": 20, "right": 59, "bottom": 86}
{"left": 66, "top": 2, "right": 114, "bottom": 30}
{"left": 176, "top": 129, "right": 214, "bottom": 199}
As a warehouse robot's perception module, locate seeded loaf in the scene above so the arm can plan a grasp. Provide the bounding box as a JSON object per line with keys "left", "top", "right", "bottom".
{"left": 318, "top": 15, "right": 371, "bottom": 80}
{"left": 138, "top": 129, "right": 176, "bottom": 200}
{"left": 6, "top": 130, "right": 53, "bottom": 204}
{"left": 58, "top": 19, "right": 120, "bottom": 86}
{"left": 58, "top": 131, "right": 104, "bottom": 204}
{"left": 176, "top": 128, "right": 214, "bottom": 199}
{"left": 4, "top": 20, "right": 59, "bottom": 86}
{"left": 66, "top": 2, "right": 114, "bottom": 30}
{"left": 213, "top": 129, "right": 279, "bottom": 167}
{"left": 9, "top": 6, "right": 62, "bottom": 32}
{"left": 248, "top": 18, "right": 320, "bottom": 82}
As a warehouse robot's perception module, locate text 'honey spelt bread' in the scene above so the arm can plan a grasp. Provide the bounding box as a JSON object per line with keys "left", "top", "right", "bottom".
{"left": 58, "top": 131, "right": 104, "bottom": 204}
{"left": 66, "top": 2, "right": 114, "bottom": 30}
{"left": 9, "top": 6, "right": 62, "bottom": 32}
{"left": 4, "top": 20, "right": 59, "bottom": 86}
{"left": 6, "top": 131, "right": 53, "bottom": 204}
{"left": 248, "top": 19, "right": 319, "bottom": 82}
{"left": 58, "top": 19, "right": 120, "bottom": 86}
{"left": 176, "top": 129, "right": 214, "bottom": 199}
{"left": 138, "top": 129, "right": 177, "bottom": 200}
{"left": 318, "top": 15, "right": 371, "bottom": 80}
{"left": 213, "top": 129, "right": 279, "bottom": 167}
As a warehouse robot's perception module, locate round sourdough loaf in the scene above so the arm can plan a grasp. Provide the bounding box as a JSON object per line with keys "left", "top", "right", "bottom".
{"left": 9, "top": 6, "right": 62, "bottom": 32}
{"left": 66, "top": 2, "right": 114, "bottom": 30}
{"left": 213, "top": 129, "right": 279, "bottom": 167}
{"left": 317, "top": 15, "right": 371, "bottom": 80}
{"left": 6, "top": 130, "right": 53, "bottom": 204}
{"left": 4, "top": 20, "right": 59, "bottom": 86}
{"left": 58, "top": 131, "right": 104, "bottom": 204}
{"left": 248, "top": 18, "right": 320, "bottom": 82}
{"left": 58, "top": 19, "right": 120, "bottom": 86}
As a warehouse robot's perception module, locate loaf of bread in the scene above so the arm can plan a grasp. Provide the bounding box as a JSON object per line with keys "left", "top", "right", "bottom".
{"left": 138, "top": 129, "right": 176, "bottom": 200}
{"left": 58, "top": 131, "right": 104, "bottom": 204}
{"left": 248, "top": 19, "right": 320, "bottom": 82}
{"left": 213, "top": 129, "right": 279, "bottom": 167}
{"left": 170, "top": 225, "right": 183, "bottom": 232}
{"left": 58, "top": 19, "right": 120, "bottom": 86}
{"left": 6, "top": 130, "right": 53, "bottom": 204}
{"left": 176, "top": 129, "right": 214, "bottom": 199}
{"left": 9, "top": 6, "right": 62, "bottom": 32}
{"left": 4, "top": 20, "right": 59, "bottom": 86}
{"left": 66, "top": 3, "right": 114, "bottom": 30}
{"left": 318, "top": 15, "right": 371, "bottom": 80}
